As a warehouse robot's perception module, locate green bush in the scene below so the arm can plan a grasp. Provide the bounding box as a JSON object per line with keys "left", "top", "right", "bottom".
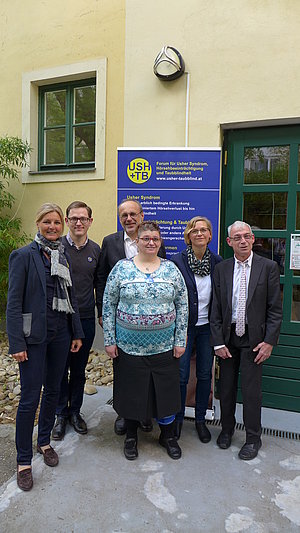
{"left": 0, "top": 137, "right": 31, "bottom": 320}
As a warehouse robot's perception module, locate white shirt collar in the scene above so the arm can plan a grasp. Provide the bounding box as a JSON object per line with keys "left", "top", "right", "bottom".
{"left": 66, "top": 231, "right": 88, "bottom": 249}
{"left": 234, "top": 251, "right": 253, "bottom": 267}
{"left": 124, "top": 231, "right": 137, "bottom": 244}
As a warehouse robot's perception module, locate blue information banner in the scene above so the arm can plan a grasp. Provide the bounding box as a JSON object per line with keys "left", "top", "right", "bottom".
{"left": 117, "top": 148, "right": 221, "bottom": 257}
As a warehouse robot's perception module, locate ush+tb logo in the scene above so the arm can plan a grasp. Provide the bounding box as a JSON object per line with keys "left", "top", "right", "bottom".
{"left": 127, "top": 158, "right": 152, "bottom": 184}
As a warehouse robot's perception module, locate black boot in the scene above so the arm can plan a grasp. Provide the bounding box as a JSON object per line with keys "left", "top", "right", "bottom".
{"left": 124, "top": 419, "right": 139, "bottom": 460}
{"left": 159, "top": 421, "right": 182, "bottom": 460}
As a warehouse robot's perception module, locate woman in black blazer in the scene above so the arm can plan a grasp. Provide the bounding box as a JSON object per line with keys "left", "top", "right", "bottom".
{"left": 6, "top": 203, "right": 83, "bottom": 491}
{"left": 172, "top": 216, "right": 222, "bottom": 442}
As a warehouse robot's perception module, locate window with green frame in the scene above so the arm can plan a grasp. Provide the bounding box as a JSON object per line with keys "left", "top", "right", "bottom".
{"left": 38, "top": 78, "right": 96, "bottom": 171}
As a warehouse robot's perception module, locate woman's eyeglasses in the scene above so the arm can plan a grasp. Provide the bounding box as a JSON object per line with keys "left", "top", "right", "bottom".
{"left": 190, "top": 228, "right": 209, "bottom": 235}
{"left": 138, "top": 237, "right": 161, "bottom": 243}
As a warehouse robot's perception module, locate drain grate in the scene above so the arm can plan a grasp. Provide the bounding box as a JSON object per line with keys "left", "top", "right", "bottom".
{"left": 187, "top": 417, "right": 300, "bottom": 441}
{"left": 106, "top": 397, "right": 299, "bottom": 440}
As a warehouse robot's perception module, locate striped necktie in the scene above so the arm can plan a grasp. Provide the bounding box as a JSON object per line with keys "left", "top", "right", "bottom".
{"left": 235, "top": 261, "right": 247, "bottom": 337}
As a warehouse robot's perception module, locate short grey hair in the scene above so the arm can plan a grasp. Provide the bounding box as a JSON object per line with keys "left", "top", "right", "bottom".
{"left": 227, "top": 220, "right": 253, "bottom": 237}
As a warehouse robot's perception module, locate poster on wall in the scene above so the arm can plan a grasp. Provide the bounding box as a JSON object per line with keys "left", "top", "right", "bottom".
{"left": 117, "top": 147, "right": 222, "bottom": 257}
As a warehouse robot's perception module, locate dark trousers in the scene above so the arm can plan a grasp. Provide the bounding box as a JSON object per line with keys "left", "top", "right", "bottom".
{"left": 56, "top": 318, "right": 95, "bottom": 417}
{"left": 219, "top": 326, "right": 263, "bottom": 443}
{"left": 176, "top": 323, "right": 213, "bottom": 422}
{"left": 16, "top": 317, "right": 72, "bottom": 464}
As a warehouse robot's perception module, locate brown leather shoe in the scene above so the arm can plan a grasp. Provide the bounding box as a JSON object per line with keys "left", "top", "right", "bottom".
{"left": 17, "top": 466, "right": 33, "bottom": 491}
{"left": 37, "top": 444, "right": 59, "bottom": 467}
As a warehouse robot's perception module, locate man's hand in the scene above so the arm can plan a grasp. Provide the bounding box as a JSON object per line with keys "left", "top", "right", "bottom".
{"left": 253, "top": 342, "right": 273, "bottom": 364}
{"left": 214, "top": 346, "right": 232, "bottom": 359}
{"left": 105, "top": 344, "right": 119, "bottom": 359}
{"left": 70, "top": 339, "right": 82, "bottom": 352}
{"left": 99, "top": 316, "right": 103, "bottom": 328}
{"left": 11, "top": 351, "right": 28, "bottom": 363}
{"left": 173, "top": 346, "right": 185, "bottom": 359}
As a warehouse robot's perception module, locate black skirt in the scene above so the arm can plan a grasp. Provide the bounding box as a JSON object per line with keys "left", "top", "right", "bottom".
{"left": 113, "top": 348, "right": 181, "bottom": 420}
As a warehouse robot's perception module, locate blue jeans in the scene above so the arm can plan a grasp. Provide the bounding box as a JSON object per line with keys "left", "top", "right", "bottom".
{"left": 56, "top": 318, "right": 95, "bottom": 417}
{"left": 16, "top": 315, "right": 71, "bottom": 464}
{"left": 176, "top": 323, "right": 213, "bottom": 422}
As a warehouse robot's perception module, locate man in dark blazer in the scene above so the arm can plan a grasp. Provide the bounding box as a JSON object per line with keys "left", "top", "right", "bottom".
{"left": 98, "top": 199, "right": 166, "bottom": 435}
{"left": 210, "top": 221, "right": 282, "bottom": 460}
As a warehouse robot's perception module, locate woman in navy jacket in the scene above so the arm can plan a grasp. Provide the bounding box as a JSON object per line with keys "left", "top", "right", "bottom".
{"left": 6, "top": 203, "right": 83, "bottom": 491}
{"left": 172, "top": 216, "right": 222, "bottom": 443}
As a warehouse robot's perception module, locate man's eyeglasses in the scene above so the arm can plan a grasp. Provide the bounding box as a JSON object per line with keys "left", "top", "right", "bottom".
{"left": 68, "top": 217, "right": 90, "bottom": 225}
{"left": 229, "top": 233, "right": 253, "bottom": 242}
{"left": 119, "top": 211, "right": 142, "bottom": 221}
{"left": 190, "top": 228, "right": 209, "bottom": 235}
{"left": 138, "top": 237, "right": 161, "bottom": 244}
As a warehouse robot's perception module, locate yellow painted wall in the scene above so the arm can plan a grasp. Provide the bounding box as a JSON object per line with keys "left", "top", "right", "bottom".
{"left": 0, "top": 0, "right": 125, "bottom": 243}
{"left": 124, "top": 0, "right": 300, "bottom": 147}
{"left": 2, "top": 0, "right": 300, "bottom": 242}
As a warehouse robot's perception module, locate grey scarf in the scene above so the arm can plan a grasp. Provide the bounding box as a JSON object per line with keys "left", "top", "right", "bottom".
{"left": 35, "top": 232, "right": 74, "bottom": 314}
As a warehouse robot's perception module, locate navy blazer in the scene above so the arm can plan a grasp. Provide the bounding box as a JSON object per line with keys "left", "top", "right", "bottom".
{"left": 171, "top": 248, "right": 223, "bottom": 328}
{"left": 6, "top": 241, "right": 84, "bottom": 354}
{"left": 98, "top": 230, "right": 166, "bottom": 315}
{"left": 210, "top": 253, "right": 282, "bottom": 350}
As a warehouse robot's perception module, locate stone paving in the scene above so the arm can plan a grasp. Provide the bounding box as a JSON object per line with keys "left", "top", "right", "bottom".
{"left": 0, "top": 387, "right": 300, "bottom": 532}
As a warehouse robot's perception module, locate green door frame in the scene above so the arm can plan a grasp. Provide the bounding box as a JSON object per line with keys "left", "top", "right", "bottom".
{"left": 220, "top": 125, "right": 300, "bottom": 413}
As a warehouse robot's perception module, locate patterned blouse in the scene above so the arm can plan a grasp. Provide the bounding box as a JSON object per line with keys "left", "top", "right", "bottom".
{"left": 103, "top": 258, "right": 188, "bottom": 356}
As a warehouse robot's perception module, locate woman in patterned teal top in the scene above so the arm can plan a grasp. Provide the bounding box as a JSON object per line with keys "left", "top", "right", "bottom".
{"left": 103, "top": 221, "right": 188, "bottom": 461}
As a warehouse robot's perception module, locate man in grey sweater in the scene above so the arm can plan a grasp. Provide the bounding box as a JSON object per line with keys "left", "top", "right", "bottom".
{"left": 52, "top": 201, "right": 101, "bottom": 440}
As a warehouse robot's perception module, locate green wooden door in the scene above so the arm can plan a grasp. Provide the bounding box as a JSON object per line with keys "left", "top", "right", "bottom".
{"left": 222, "top": 126, "right": 300, "bottom": 413}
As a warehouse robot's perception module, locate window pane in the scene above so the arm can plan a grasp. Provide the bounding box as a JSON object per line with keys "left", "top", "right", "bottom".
{"left": 74, "top": 85, "right": 96, "bottom": 124}
{"left": 45, "top": 91, "right": 66, "bottom": 127}
{"left": 252, "top": 237, "right": 285, "bottom": 274}
{"left": 292, "top": 285, "right": 300, "bottom": 321}
{"left": 45, "top": 129, "right": 65, "bottom": 164}
{"left": 243, "top": 192, "right": 287, "bottom": 229}
{"left": 244, "top": 146, "right": 289, "bottom": 184}
{"left": 73, "top": 125, "right": 95, "bottom": 162}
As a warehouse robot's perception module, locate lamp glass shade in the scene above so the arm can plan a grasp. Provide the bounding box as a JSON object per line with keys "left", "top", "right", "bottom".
{"left": 153, "top": 46, "right": 185, "bottom": 81}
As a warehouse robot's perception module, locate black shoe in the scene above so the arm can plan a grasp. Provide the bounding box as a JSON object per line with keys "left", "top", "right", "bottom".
{"left": 69, "top": 413, "right": 87, "bottom": 434}
{"left": 238, "top": 439, "right": 262, "bottom": 460}
{"left": 174, "top": 420, "right": 183, "bottom": 440}
{"left": 195, "top": 421, "right": 211, "bottom": 443}
{"left": 124, "top": 438, "right": 138, "bottom": 460}
{"left": 217, "top": 429, "right": 234, "bottom": 449}
{"left": 159, "top": 435, "right": 182, "bottom": 460}
{"left": 52, "top": 416, "right": 68, "bottom": 440}
{"left": 139, "top": 419, "right": 153, "bottom": 432}
{"left": 114, "top": 416, "right": 127, "bottom": 435}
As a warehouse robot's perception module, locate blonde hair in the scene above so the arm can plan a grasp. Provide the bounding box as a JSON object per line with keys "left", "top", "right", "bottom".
{"left": 184, "top": 216, "right": 212, "bottom": 245}
{"left": 35, "top": 203, "right": 64, "bottom": 231}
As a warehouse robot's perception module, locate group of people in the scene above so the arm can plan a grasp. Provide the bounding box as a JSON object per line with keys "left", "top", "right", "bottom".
{"left": 6, "top": 198, "right": 282, "bottom": 492}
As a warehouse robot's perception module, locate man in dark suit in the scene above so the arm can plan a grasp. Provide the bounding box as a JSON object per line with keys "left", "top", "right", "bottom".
{"left": 98, "top": 199, "right": 166, "bottom": 435}
{"left": 210, "top": 221, "right": 282, "bottom": 460}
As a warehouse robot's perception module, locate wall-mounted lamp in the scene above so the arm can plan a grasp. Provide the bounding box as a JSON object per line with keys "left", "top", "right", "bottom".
{"left": 153, "top": 46, "right": 185, "bottom": 81}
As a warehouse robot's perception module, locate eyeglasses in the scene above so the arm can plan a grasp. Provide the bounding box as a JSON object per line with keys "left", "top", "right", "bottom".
{"left": 190, "top": 228, "right": 209, "bottom": 235}
{"left": 68, "top": 217, "right": 90, "bottom": 225}
{"left": 120, "top": 211, "right": 142, "bottom": 221}
{"left": 229, "top": 233, "right": 253, "bottom": 242}
{"left": 138, "top": 237, "right": 161, "bottom": 244}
